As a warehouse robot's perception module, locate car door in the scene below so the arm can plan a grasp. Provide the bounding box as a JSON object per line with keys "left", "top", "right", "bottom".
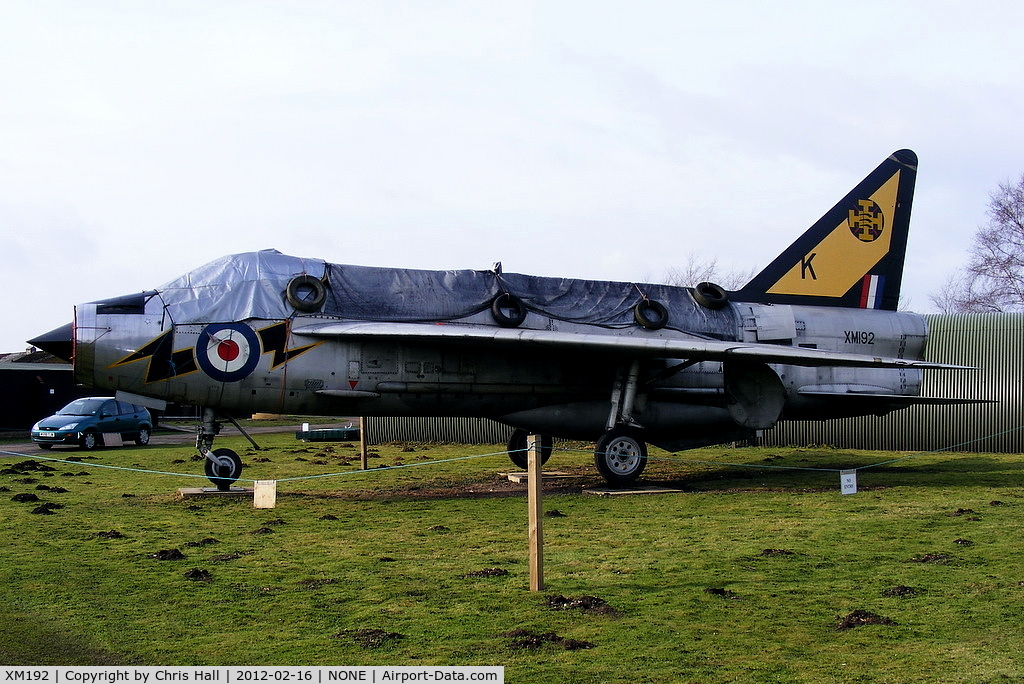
{"left": 95, "top": 400, "right": 122, "bottom": 434}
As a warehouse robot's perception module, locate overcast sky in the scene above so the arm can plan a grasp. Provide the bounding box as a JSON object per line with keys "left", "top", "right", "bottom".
{"left": 3, "top": 1, "right": 1023, "bottom": 352}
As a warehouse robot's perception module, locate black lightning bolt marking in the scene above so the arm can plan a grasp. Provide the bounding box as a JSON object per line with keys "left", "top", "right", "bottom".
{"left": 112, "top": 322, "right": 318, "bottom": 383}
{"left": 257, "top": 322, "right": 320, "bottom": 369}
{"left": 111, "top": 329, "right": 199, "bottom": 383}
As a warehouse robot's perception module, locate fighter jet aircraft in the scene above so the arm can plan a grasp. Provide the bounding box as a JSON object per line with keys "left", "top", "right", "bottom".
{"left": 30, "top": 149, "right": 977, "bottom": 489}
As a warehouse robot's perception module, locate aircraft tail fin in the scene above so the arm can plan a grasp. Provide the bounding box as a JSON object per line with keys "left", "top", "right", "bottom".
{"left": 734, "top": 149, "right": 918, "bottom": 310}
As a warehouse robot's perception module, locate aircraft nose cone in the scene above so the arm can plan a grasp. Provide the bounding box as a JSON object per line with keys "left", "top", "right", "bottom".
{"left": 28, "top": 322, "right": 73, "bottom": 362}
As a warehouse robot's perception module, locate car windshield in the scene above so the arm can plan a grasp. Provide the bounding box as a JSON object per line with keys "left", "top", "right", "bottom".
{"left": 56, "top": 399, "right": 107, "bottom": 416}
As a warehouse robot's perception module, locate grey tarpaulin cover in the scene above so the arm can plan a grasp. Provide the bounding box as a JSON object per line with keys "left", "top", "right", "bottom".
{"left": 155, "top": 249, "right": 735, "bottom": 335}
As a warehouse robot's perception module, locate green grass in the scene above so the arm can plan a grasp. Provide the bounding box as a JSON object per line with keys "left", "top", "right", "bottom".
{"left": 2, "top": 435, "right": 1023, "bottom": 682}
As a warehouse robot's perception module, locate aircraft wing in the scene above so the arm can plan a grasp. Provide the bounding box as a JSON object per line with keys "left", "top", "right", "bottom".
{"left": 291, "top": 321, "right": 972, "bottom": 370}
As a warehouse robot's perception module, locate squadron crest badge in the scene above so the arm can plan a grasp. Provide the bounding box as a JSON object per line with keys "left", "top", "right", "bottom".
{"left": 848, "top": 199, "right": 884, "bottom": 242}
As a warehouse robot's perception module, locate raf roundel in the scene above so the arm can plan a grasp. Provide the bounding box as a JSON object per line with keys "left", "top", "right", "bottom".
{"left": 196, "top": 323, "right": 262, "bottom": 382}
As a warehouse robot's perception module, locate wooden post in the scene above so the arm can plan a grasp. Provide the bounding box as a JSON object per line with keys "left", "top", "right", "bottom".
{"left": 359, "top": 417, "right": 369, "bottom": 470}
{"left": 527, "top": 434, "right": 544, "bottom": 591}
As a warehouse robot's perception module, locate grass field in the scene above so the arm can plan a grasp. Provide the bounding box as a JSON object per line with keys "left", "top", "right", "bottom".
{"left": 2, "top": 430, "right": 1023, "bottom": 682}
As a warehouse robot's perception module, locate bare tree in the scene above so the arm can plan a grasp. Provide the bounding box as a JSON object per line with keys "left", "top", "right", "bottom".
{"left": 664, "top": 254, "right": 756, "bottom": 291}
{"left": 931, "top": 175, "right": 1024, "bottom": 313}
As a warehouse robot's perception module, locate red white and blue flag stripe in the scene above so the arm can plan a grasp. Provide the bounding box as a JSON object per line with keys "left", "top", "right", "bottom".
{"left": 859, "top": 274, "right": 885, "bottom": 309}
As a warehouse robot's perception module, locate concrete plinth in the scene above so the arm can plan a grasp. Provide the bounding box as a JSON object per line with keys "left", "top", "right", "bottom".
{"left": 177, "top": 487, "right": 253, "bottom": 499}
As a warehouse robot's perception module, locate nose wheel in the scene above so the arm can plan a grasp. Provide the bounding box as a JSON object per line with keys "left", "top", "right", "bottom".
{"left": 203, "top": 448, "right": 243, "bottom": 491}
{"left": 196, "top": 407, "right": 249, "bottom": 491}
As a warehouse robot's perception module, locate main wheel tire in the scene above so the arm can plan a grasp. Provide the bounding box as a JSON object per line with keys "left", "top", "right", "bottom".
{"left": 80, "top": 431, "right": 101, "bottom": 451}
{"left": 491, "top": 293, "right": 527, "bottom": 327}
{"left": 507, "top": 429, "right": 553, "bottom": 470}
{"left": 204, "top": 448, "right": 243, "bottom": 491}
{"left": 135, "top": 427, "right": 151, "bottom": 446}
{"left": 594, "top": 427, "right": 647, "bottom": 487}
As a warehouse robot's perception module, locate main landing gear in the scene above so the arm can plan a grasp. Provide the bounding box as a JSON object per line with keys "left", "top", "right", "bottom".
{"left": 594, "top": 360, "right": 649, "bottom": 487}
{"left": 196, "top": 407, "right": 256, "bottom": 491}
{"left": 504, "top": 360, "right": 652, "bottom": 488}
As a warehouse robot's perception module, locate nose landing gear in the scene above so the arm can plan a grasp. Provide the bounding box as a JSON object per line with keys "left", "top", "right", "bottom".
{"left": 196, "top": 408, "right": 253, "bottom": 491}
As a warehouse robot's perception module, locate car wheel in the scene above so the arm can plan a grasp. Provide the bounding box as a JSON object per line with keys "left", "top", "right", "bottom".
{"left": 80, "top": 431, "right": 101, "bottom": 450}
{"left": 135, "top": 427, "right": 151, "bottom": 446}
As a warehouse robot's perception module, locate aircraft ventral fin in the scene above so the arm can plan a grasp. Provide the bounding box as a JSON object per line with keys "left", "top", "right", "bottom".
{"left": 796, "top": 390, "right": 994, "bottom": 406}
{"left": 291, "top": 321, "right": 971, "bottom": 371}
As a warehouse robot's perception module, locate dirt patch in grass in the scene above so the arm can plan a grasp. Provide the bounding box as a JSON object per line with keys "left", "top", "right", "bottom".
{"left": 297, "top": 578, "right": 337, "bottom": 589}
{"left": 96, "top": 530, "right": 125, "bottom": 539}
{"left": 883, "top": 585, "right": 919, "bottom": 598}
{"left": 464, "top": 568, "right": 509, "bottom": 578}
{"left": 184, "top": 537, "right": 221, "bottom": 547}
{"left": 151, "top": 549, "right": 185, "bottom": 561}
{"left": 836, "top": 610, "right": 896, "bottom": 630}
{"left": 335, "top": 629, "right": 404, "bottom": 649}
{"left": 1, "top": 460, "right": 58, "bottom": 475}
{"left": 210, "top": 552, "right": 245, "bottom": 562}
{"left": 545, "top": 594, "right": 621, "bottom": 616}
{"left": 705, "top": 587, "right": 740, "bottom": 599}
{"left": 505, "top": 629, "right": 595, "bottom": 651}
{"left": 184, "top": 568, "right": 212, "bottom": 582}
{"left": 911, "top": 553, "right": 955, "bottom": 564}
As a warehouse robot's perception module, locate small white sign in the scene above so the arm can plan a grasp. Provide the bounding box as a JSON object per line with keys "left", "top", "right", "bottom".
{"left": 254, "top": 480, "right": 277, "bottom": 508}
{"left": 840, "top": 470, "right": 858, "bottom": 495}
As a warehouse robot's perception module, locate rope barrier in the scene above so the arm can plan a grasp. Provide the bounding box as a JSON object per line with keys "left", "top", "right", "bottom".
{"left": 0, "top": 446, "right": 511, "bottom": 484}
{"left": 3, "top": 423, "right": 1023, "bottom": 489}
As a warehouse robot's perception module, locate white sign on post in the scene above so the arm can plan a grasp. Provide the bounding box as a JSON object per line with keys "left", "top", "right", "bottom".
{"left": 254, "top": 480, "right": 277, "bottom": 508}
{"left": 840, "top": 470, "right": 858, "bottom": 495}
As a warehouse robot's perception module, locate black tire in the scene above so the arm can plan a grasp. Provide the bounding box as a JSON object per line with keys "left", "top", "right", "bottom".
{"left": 135, "top": 426, "right": 151, "bottom": 446}
{"left": 80, "top": 431, "right": 101, "bottom": 451}
{"left": 693, "top": 281, "right": 728, "bottom": 309}
{"left": 204, "top": 448, "right": 243, "bottom": 491}
{"left": 491, "top": 293, "right": 527, "bottom": 327}
{"left": 633, "top": 299, "right": 669, "bottom": 330}
{"left": 594, "top": 427, "right": 647, "bottom": 487}
{"left": 286, "top": 274, "right": 327, "bottom": 312}
{"left": 507, "top": 429, "right": 553, "bottom": 470}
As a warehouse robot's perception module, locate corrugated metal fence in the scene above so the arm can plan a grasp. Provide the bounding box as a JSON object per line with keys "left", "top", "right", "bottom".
{"left": 763, "top": 313, "right": 1023, "bottom": 452}
{"left": 365, "top": 416, "right": 513, "bottom": 445}
{"left": 366, "top": 314, "right": 1024, "bottom": 453}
